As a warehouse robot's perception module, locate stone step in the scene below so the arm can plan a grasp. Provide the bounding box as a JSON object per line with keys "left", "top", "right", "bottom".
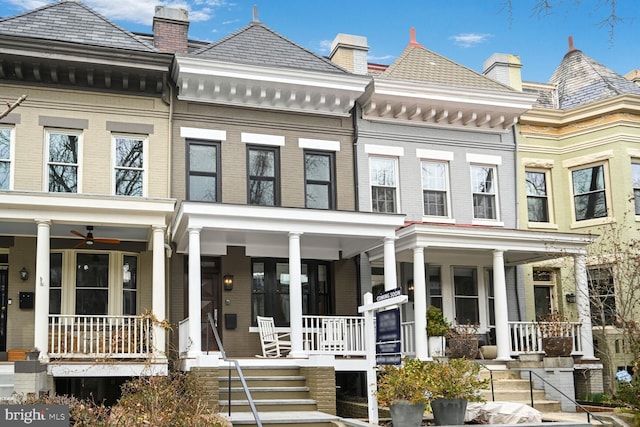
{"left": 219, "top": 399, "right": 318, "bottom": 413}
{"left": 219, "top": 376, "right": 307, "bottom": 388}
{"left": 221, "top": 410, "right": 339, "bottom": 427}
{"left": 483, "top": 378, "right": 539, "bottom": 391}
{"left": 482, "top": 389, "right": 547, "bottom": 402}
{"left": 219, "top": 367, "right": 302, "bottom": 377}
{"left": 219, "top": 386, "right": 310, "bottom": 400}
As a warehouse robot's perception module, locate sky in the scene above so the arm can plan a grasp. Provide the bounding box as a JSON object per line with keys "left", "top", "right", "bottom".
{"left": 1, "top": 0, "right": 638, "bottom": 83}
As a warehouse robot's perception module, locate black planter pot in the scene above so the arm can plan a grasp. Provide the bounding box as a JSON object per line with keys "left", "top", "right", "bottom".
{"left": 431, "top": 398, "right": 467, "bottom": 426}
{"left": 389, "top": 401, "right": 426, "bottom": 427}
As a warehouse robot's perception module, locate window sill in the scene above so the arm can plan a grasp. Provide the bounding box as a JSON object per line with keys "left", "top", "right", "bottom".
{"left": 421, "top": 217, "right": 456, "bottom": 224}
{"left": 570, "top": 216, "right": 614, "bottom": 229}
{"left": 527, "top": 222, "right": 558, "bottom": 230}
{"left": 471, "top": 219, "right": 504, "bottom": 227}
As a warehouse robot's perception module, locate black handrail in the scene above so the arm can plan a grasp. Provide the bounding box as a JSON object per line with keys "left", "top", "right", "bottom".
{"left": 206, "top": 312, "right": 262, "bottom": 427}
{"left": 478, "top": 363, "right": 495, "bottom": 401}
{"left": 526, "top": 369, "right": 605, "bottom": 425}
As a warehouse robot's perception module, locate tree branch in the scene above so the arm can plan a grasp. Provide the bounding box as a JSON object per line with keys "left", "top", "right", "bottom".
{"left": 0, "top": 94, "right": 27, "bottom": 120}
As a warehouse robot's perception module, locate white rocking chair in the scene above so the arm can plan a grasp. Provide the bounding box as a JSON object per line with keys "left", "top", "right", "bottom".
{"left": 256, "top": 316, "right": 291, "bottom": 358}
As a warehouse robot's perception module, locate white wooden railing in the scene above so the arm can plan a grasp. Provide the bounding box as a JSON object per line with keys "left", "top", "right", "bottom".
{"left": 302, "top": 315, "right": 367, "bottom": 356}
{"left": 508, "top": 321, "right": 583, "bottom": 355}
{"left": 49, "top": 315, "right": 152, "bottom": 359}
{"left": 178, "top": 318, "right": 190, "bottom": 356}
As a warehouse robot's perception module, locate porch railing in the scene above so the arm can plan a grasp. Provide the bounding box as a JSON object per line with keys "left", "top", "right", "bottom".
{"left": 49, "top": 315, "right": 152, "bottom": 359}
{"left": 508, "top": 321, "right": 583, "bottom": 355}
{"left": 302, "top": 315, "right": 367, "bottom": 356}
{"left": 178, "top": 318, "right": 190, "bottom": 356}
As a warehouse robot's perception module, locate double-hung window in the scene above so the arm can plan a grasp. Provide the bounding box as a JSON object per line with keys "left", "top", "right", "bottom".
{"left": 188, "top": 140, "right": 221, "bottom": 202}
{"left": 47, "top": 130, "right": 80, "bottom": 193}
{"left": 370, "top": 156, "right": 398, "bottom": 213}
{"left": 114, "top": 135, "right": 146, "bottom": 197}
{"left": 248, "top": 146, "right": 279, "bottom": 206}
{"left": 421, "top": 161, "right": 449, "bottom": 217}
{"left": 0, "top": 127, "right": 12, "bottom": 190}
{"left": 632, "top": 163, "right": 640, "bottom": 215}
{"left": 471, "top": 165, "right": 497, "bottom": 220}
{"left": 453, "top": 266, "right": 479, "bottom": 325}
{"left": 588, "top": 267, "right": 616, "bottom": 326}
{"left": 572, "top": 164, "right": 607, "bottom": 221}
{"left": 304, "top": 150, "right": 334, "bottom": 209}
{"left": 525, "top": 170, "right": 550, "bottom": 222}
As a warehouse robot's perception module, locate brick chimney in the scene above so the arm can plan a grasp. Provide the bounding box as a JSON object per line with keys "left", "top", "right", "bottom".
{"left": 329, "top": 34, "right": 369, "bottom": 75}
{"left": 153, "top": 6, "right": 189, "bottom": 54}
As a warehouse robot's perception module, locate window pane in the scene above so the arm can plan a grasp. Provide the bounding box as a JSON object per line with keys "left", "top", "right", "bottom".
{"left": 422, "top": 162, "right": 446, "bottom": 190}
{"left": 76, "top": 289, "right": 108, "bottom": 315}
{"left": 423, "top": 191, "right": 447, "bottom": 216}
{"left": 115, "top": 169, "right": 143, "bottom": 196}
{"left": 0, "top": 129, "right": 9, "bottom": 160}
{"left": 306, "top": 183, "right": 329, "bottom": 209}
{"left": 527, "top": 198, "right": 549, "bottom": 222}
{"left": 123, "top": 291, "right": 136, "bottom": 315}
{"left": 572, "top": 166, "right": 607, "bottom": 220}
{"left": 123, "top": 256, "right": 137, "bottom": 290}
{"left": 372, "top": 187, "right": 396, "bottom": 213}
{"left": 190, "top": 144, "right": 217, "bottom": 173}
{"left": 249, "top": 149, "right": 275, "bottom": 177}
{"left": 525, "top": 171, "right": 547, "bottom": 196}
{"left": 589, "top": 268, "right": 616, "bottom": 326}
{"left": 573, "top": 166, "right": 604, "bottom": 194}
{"left": 50, "top": 252, "right": 62, "bottom": 314}
{"left": 455, "top": 298, "right": 480, "bottom": 325}
{"left": 252, "top": 263, "right": 265, "bottom": 293}
{"left": 189, "top": 175, "right": 217, "bottom": 201}
{"left": 76, "top": 253, "right": 109, "bottom": 288}
{"left": 49, "top": 134, "right": 78, "bottom": 163}
{"left": 471, "top": 166, "right": 494, "bottom": 194}
{"left": 249, "top": 148, "right": 277, "bottom": 206}
{"left": 473, "top": 194, "right": 495, "bottom": 219}
{"left": 115, "top": 138, "right": 143, "bottom": 168}
{"left": 0, "top": 163, "right": 9, "bottom": 190}
{"left": 632, "top": 164, "right": 640, "bottom": 215}
{"left": 305, "top": 154, "right": 330, "bottom": 181}
{"left": 454, "top": 267, "right": 477, "bottom": 296}
{"left": 249, "top": 180, "right": 275, "bottom": 205}
{"left": 49, "top": 165, "right": 77, "bottom": 193}
{"left": 370, "top": 157, "right": 396, "bottom": 186}
{"left": 574, "top": 192, "right": 607, "bottom": 221}
{"left": 49, "top": 289, "right": 61, "bottom": 315}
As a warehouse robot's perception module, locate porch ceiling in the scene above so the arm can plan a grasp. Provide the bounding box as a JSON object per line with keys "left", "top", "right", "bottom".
{"left": 171, "top": 202, "right": 405, "bottom": 260}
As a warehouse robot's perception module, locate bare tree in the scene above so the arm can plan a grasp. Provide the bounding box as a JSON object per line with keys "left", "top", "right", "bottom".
{"left": 0, "top": 95, "right": 27, "bottom": 120}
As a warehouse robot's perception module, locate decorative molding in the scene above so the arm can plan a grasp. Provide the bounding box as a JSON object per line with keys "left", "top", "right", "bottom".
{"left": 298, "top": 138, "right": 341, "bottom": 151}
{"left": 521, "top": 158, "right": 555, "bottom": 168}
{"left": 364, "top": 144, "right": 404, "bottom": 157}
{"left": 466, "top": 153, "right": 502, "bottom": 165}
{"left": 180, "top": 127, "right": 226, "bottom": 141}
{"left": 562, "top": 150, "right": 614, "bottom": 168}
{"left": 416, "top": 149, "right": 454, "bottom": 161}
{"left": 241, "top": 132, "right": 285, "bottom": 146}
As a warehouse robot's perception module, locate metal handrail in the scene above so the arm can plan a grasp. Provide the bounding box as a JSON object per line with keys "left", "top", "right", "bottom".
{"left": 478, "top": 363, "right": 495, "bottom": 402}
{"left": 206, "top": 312, "right": 262, "bottom": 427}
{"left": 526, "top": 370, "right": 605, "bottom": 425}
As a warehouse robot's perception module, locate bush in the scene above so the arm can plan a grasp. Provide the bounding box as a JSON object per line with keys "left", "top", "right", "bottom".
{"left": 376, "top": 358, "right": 432, "bottom": 408}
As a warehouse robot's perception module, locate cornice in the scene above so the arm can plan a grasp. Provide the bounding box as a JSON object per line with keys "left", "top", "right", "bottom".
{"left": 358, "top": 78, "right": 537, "bottom": 130}
{"left": 172, "top": 56, "right": 370, "bottom": 116}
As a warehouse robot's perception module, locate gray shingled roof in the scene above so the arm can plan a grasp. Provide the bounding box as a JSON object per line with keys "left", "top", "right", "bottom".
{"left": 0, "top": 0, "right": 156, "bottom": 52}
{"left": 193, "top": 21, "right": 347, "bottom": 74}
{"left": 548, "top": 49, "right": 640, "bottom": 110}
{"left": 380, "top": 43, "right": 511, "bottom": 91}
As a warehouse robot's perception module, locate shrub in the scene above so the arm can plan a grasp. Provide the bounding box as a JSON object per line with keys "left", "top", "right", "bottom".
{"left": 426, "top": 306, "right": 450, "bottom": 337}
{"left": 425, "top": 357, "right": 489, "bottom": 402}
{"left": 376, "top": 357, "right": 432, "bottom": 408}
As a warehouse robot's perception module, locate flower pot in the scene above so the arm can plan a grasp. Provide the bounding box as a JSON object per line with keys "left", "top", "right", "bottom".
{"left": 428, "top": 336, "right": 446, "bottom": 358}
{"left": 25, "top": 350, "right": 40, "bottom": 361}
{"left": 542, "top": 336, "right": 573, "bottom": 357}
{"left": 389, "top": 401, "right": 426, "bottom": 427}
{"left": 431, "top": 398, "right": 467, "bottom": 426}
{"left": 448, "top": 337, "right": 478, "bottom": 359}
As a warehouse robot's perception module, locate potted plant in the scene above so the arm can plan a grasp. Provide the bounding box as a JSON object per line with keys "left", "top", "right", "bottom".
{"left": 426, "top": 357, "right": 489, "bottom": 426}
{"left": 538, "top": 311, "right": 573, "bottom": 357}
{"left": 25, "top": 347, "right": 40, "bottom": 361}
{"left": 447, "top": 321, "right": 479, "bottom": 359}
{"left": 426, "top": 306, "right": 450, "bottom": 358}
{"left": 376, "top": 358, "right": 431, "bottom": 427}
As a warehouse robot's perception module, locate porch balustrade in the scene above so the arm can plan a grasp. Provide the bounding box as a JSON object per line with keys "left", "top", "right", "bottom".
{"left": 48, "top": 314, "right": 152, "bottom": 359}
{"left": 508, "top": 321, "right": 583, "bottom": 355}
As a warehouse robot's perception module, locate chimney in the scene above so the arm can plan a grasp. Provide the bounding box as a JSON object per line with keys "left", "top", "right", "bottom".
{"left": 329, "top": 34, "right": 369, "bottom": 75}
{"left": 153, "top": 6, "right": 189, "bottom": 54}
{"left": 482, "top": 53, "right": 523, "bottom": 91}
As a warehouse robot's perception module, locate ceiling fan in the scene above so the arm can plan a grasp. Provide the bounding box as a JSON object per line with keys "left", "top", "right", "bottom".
{"left": 70, "top": 226, "right": 121, "bottom": 248}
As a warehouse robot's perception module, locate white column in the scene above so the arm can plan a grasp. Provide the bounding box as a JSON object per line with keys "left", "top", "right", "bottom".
{"left": 575, "top": 254, "right": 595, "bottom": 359}
{"left": 383, "top": 237, "right": 398, "bottom": 291}
{"left": 152, "top": 225, "right": 166, "bottom": 359}
{"left": 33, "top": 219, "right": 50, "bottom": 360}
{"left": 413, "top": 246, "right": 429, "bottom": 360}
{"left": 493, "top": 250, "right": 512, "bottom": 360}
{"left": 187, "top": 227, "right": 202, "bottom": 358}
{"left": 363, "top": 292, "right": 378, "bottom": 424}
{"left": 288, "top": 232, "right": 305, "bottom": 357}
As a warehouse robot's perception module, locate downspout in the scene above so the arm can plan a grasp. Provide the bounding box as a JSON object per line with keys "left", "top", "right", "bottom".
{"left": 166, "top": 83, "right": 174, "bottom": 199}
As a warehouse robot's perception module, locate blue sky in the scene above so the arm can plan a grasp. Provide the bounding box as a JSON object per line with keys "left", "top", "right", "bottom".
{"left": 1, "top": 0, "right": 638, "bottom": 83}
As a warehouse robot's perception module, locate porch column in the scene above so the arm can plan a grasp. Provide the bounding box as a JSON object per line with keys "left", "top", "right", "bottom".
{"left": 383, "top": 237, "right": 398, "bottom": 291}
{"left": 288, "top": 232, "right": 305, "bottom": 357}
{"left": 413, "top": 246, "right": 429, "bottom": 360}
{"left": 33, "top": 219, "right": 50, "bottom": 360}
{"left": 575, "top": 254, "right": 595, "bottom": 359}
{"left": 152, "top": 225, "right": 166, "bottom": 358}
{"left": 187, "top": 227, "right": 202, "bottom": 358}
{"left": 493, "top": 250, "right": 512, "bottom": 361}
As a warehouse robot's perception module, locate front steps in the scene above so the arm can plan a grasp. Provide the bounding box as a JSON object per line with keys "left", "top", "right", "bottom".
{"left": 218, "top": 366, "right": 339, "bottom": 427}
{"left": 480, "top": 366, "right": 562, "bottom": 412}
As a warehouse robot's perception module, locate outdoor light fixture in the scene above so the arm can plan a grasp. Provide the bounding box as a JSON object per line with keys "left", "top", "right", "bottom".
{"left": 407, "top": 279, "right": 414, "bottom": 301}
{"left": 565, "top": 293, "right": 576, "bottom": 304}
{"left": 19, "top": 267, "right": 29, "bottom": 281}
{"left": 223, "top": 274, "right": 234, "bottom": 291}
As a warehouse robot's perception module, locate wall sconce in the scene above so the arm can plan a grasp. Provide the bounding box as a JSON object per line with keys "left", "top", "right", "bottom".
{"left": 19, "top": 267, "right": 29, "bottom": 281}
{"left": 407, "top": 279, "right": 414, "bottom": 302}
{"left": 565, "top": 293, "right": 576, "bottom": 304}
{"left": 223, "top": 274, "right": 234, "bottom": 291}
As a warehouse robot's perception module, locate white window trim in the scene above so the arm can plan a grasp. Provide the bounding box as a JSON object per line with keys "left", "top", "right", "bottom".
{"left": 111, "top": 133, "right": 149, "bottom": 197}
{"left": 420, "top": 159, "right": 453, "bottom": 221}
{"left": 298, "top": 138, "right": 340, "bottom": 152}
{"left": 466, "top": 153, "right": 502, "bottom": 166}
{"left": 568, "top": 160, "right": 613, "bottom": 229}
{"left": 180, "top": 127, "right": 226, "bottom": 142}
{"left": 241, "top": 132, "right": 285, "bottom": 146}
{"left": 0, "top": 125, "right": 15, "bottom": 190}
{"left": 416, "top": 149, "right": 453, "bottom": 162}
{"left": 470, "top": 163, "right": 503, "bottom": 226}
{"left": 44, "top": 128, "right": 83, "bottom": 193}
{"left": 525, "top": 167, "right": 556, "bottom": 228}
{"left": 369, "top": 155, "right": 400, "bottom": 213}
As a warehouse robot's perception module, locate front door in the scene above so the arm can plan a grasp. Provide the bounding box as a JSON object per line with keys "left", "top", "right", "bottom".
{"left": 0, "top": 268, "right": 7, "bottom": 351}
{"left": 534, "top": 286, "right": 552, "bottom": 320}
{"left": 201, "top": 258, "right": 221, "bottom": 352}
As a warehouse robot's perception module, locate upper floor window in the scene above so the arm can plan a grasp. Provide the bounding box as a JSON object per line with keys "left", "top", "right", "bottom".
{"left": 47, "top": 130, "right": 80, "bottom": 193}
{"left": 0, "top": 127, "right": 12, "bottom": 190}
{"left": 187, "top": 140, "right": 220, "bottom": 202}
{"left": 370, "top": 156, "right": 397, "bottom": 213}
{"left": 632, "top": 163, "right": 640, "bottom": 215}
{"left": 248, "top": 146, "right": 279, "bottom": 206}
{"left": 114, "top": 135, "right": 145, "bottom": 197}
{"left": 572, "top": 164, "right": 607, "bottom": 221}
{"left": 525, "top": 170, "right": 550, "bottom": 222}
{"left": 304, "top": 151, "right": 334, "bottom": 209}
{"left": 421, "top": 161, "right": 449, "bottom": 217}
{"left": 471, "top": 165, "right": 497, "bottom": 220}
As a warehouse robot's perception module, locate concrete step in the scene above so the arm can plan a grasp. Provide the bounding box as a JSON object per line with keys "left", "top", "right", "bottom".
{"left": 220, "top": 399, "right": 318, "bottom": 413}
{"left": 219, "top": 386, "right": 310, "bottom": 400}
{"left": 483, "top": 378, "right": 535, "bottom": 390}
{"left": 219, "top": 367, "right": 302, "bottom": 377}
{"left": 482, "top": 389, "right": 548, "bottom": 402}
{"left": 0, "top": 384, "right": 14, "bottom": 399}
{"left": 221, "top": 410, "right": 339, "bottom": 427}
